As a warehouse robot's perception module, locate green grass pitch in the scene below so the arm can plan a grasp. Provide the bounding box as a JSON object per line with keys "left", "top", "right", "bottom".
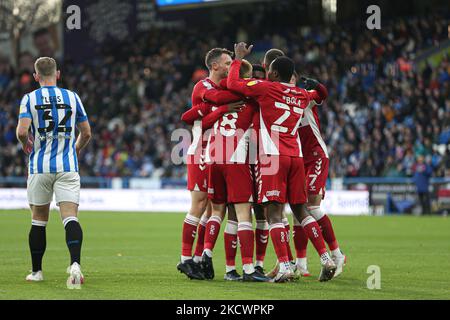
{"left": 0, "top": 210, "right": 449, "bottom": 300}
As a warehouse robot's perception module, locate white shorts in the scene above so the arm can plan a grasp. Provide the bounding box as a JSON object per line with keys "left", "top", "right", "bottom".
{"left": 27, "top": 172, "right": 80, "bottom": 206}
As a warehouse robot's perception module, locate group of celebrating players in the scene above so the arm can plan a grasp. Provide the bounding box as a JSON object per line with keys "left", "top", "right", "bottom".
{"left": 177, "top": 42, "right": 346, "bottom": 283}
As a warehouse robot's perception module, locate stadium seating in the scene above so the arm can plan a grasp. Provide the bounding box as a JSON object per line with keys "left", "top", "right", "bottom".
{"left": 0, "top": 14, "right": 448, "bottom": 181}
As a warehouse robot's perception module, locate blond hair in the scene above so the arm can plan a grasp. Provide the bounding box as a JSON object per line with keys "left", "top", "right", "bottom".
{"left": 34, "top": 57, "right": 57, "bottom": 77}
{"left": 240, "top": 59, "right": 253, "bottom": 78}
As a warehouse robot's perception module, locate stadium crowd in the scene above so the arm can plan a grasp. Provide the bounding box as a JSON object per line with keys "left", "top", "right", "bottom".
{"left": 0, "top": 13, "right": 449, "bottom": 180}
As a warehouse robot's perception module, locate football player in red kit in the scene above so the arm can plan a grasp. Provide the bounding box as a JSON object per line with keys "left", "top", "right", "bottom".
{"left": 293, "top": 75, "right": 346, "bottom": 278}
{"left": 227, "top": 43, "right": 336, "bottom": 282}
{"left": 191, "top": 60, "right": 271, "bottom": 282}
{"left": 177, "top": 48, "right": 243, "bottom": 280}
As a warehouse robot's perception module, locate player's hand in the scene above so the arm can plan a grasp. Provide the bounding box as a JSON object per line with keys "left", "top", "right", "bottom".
{"left": 234, "top": 42, "right": 253, "bottom": 60}
{"left": 226, "top": 101, "right": 245, "bottom": 113}
{"left": 23, "top": 135, "right": 33, "bottom": 155}
{"left": 300, "top": 77, "right": 320, "bottom": 90}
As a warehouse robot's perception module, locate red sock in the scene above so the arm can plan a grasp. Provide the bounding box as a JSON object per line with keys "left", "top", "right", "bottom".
{"left": 301, "top": 216, "right": 327, "bottom": 256}
{"left": 193, "top": 217, "right": 208, "bottom": 258}
{"left": 224, "top": 221, "right": 238, "bottom": 267}
{"left": 282, "top": 218, "right": 294, "bottom": 262}
{"left": 255, "top": 220, "right": 269, "bottom": 263}
{"left": 181, "top": 214, "right": 200, "bottom": 257}
{"left": 238, "top": 222, "right": 254, "bottom": 265}
{"left": 203, "top": 216, "right": 222, "bottom": 252}
{"left": 269, "top": 223, "right": 289, "bottom": 263}
{"left": 293, "top": 225, "right": 308, "bottom": 258}
{"left": 317, "top": 215, "right": 339, "bottom": 251}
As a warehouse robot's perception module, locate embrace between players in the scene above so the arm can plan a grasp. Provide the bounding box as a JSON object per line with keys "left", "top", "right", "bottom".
{"left": 177, "top": 42, "right": 346, "bottom": 283}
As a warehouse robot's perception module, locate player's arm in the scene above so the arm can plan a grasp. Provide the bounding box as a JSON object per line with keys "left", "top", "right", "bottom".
{"left": 219, "top": 78, "right": 228, "bottom": 89}
{"left": 16, "top": 94, "right": 33, "bottom": 154}
{"left": 202, "top": 87, "right": 242, "bottom": 105}
{"left": 75, "top": 121, "right": 91, "bottom": 158}
{"left": 227, "top": 43, "right": 267, "bottom": 98}
{"left": 74, "top": 93, "right": 91, "bottom": 157}
{"left": 201, "top": 101, "right": 244, "bottom": 129}
{"left": 16, "top": 118, "right": 33, "bottom": 155}
{"left": 181, "top": 103, "right": 209, "bottom": 125}
{"left": 301, "top": 77, "right": 328, "bottom": 104}
{"left": 227, "top": 60, "right": 267, "bottom": 99}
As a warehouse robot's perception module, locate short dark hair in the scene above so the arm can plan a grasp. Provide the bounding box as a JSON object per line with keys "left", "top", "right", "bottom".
{"left": 270, "top": 56, "right": 294, "bottom": 83}
{"left": 205, "top": 48, "right": 233, "bottom": 70}
{"left": 252, "top": 64, "right": 266, "bottom": 79}
{"left": 263, "top": 48, "right": 285, "bottom": 68}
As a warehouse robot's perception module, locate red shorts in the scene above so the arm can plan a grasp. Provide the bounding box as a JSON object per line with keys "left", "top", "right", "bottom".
{"left": 208, "top": 163, "right": 254, "bottom": 204}
{"left": 304, "top": 156, "right": 329, "bottom": 198}
{"left": 256, "top": 155, "right": 307, "bottom": 204}
{"left": 187, "top": 162, "right": 208, "bottom": 192}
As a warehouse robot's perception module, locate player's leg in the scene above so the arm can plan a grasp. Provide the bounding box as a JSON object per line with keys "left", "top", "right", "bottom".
{"left": 25, "top": 173, "right": 53, "bottom": 282}
{"left": 234, "top": 201, "right": 271, "bottom": 282}
{"left": 266, "top": 202, "right": 293, "bottom": 282}
{"left": 228, "top": 163, "right": 270, "bottom": 282}
{"left": 259, "top": 155, "right": 293, "bottom": 282}
{"left": 54, "top": 172, "right": 84, "bottom": 289}
{"left": 193, "top": 201, "right": 211, "bottom": 264}
{"left": 178, "top": 190, "right": 208, "bottom": 279}
{"left": 292, "top": 214, "right": 310, "bottom": 277}
{"left": 305, "top": 156, "right": 346, "bottom": 277}
{"left": 288, "top": 157, "right": 335, "bottom": 282}
{"left": 223, "top": 204, "right": 240, "bottom": 281}
{"left": 181, "top": 190, "right": 208, "bottom": 261}
{"left": 252, "top": 162, "right": 269, "bottom": 273}
{"left": 27, "top": 204, "right": 50, "bottom": 281}
{"left": 281, "top": 210, "right": 294, "bottom": 263}
{"left": 307, "top": 194, "right": 346, "bottom": 277}
{"left": 178, "top": 161, "right": 209, "bottom": 278}
{"left": 253, "top": 204, "right": 269, "bottom": 273}
{"left": 201, "top": 201, "right": 226, "bottom": 280}
{"left": 200, "top": 163, "right": 227, "bottom": 279}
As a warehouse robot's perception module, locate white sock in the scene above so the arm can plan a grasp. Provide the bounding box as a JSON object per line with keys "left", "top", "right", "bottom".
{"left": 296, "top": 257, "right": 307, "bottom": 268}
{"left": 181, "top": 255, "right": 191, "bottom": 263}
{"left": 243, "top": 264, "right": 255, "bottom": 275}
{"left": 320, "top": 252, "right": 332, "bottom": 265}
{"left": 279, "top": 261, "right": 291, "bottom": 273}
{"left": 203, "top": 249, "right": 213, "bottom": 258}
{"left": 255, "top": 260, "right": 264, "bottom": 268}
{"left": 193, "top": 255, "right": 202, "bottom": 263}
{"left": 331, "top": 248, "right": 343, "bottom": 258}
{"left": 226, "top": 265, "right": 236, "bottom": 273}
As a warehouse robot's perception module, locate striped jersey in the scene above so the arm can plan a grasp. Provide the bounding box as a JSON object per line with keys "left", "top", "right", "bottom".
{"left": 18, "top": 86, "right": 88, "bottom": 174}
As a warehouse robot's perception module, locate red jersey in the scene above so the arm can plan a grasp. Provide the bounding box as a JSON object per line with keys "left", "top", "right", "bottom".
{"left": 205, "top": 100, "right": 257, "bottom": 164}
{"left": 227, "top": 60, "right": 312, "bottom": 158}
{"left": 298, "top": 96, "right": 329, "bottom": 160}
{"left": 186, "top": 78, "right": 241, "bottom": 162}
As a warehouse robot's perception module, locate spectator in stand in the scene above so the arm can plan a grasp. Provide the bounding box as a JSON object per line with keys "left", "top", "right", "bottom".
{"left": 0, "top": 13, "right": 449, "bottom": 182}
{"left": 412, "top": 155, "right": 433, "bottom": 214}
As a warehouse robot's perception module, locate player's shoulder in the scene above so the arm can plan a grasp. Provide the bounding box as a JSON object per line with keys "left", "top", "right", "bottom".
{"left": 245, "top": 78, "right": 269, "bottom": 88}
{"left": 194, "top": 78, "right": 215, "bottom": 90}
{"left": 21, "top": 87, "right": 42, "bottom": 103}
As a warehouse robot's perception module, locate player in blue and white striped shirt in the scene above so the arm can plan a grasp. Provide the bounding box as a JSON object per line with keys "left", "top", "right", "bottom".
{"left": 16, "top": 57, "right": 91, "bottom": 289}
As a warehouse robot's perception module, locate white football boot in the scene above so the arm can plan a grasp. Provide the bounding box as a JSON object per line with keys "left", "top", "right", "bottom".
{"left": 295, "top": 264, "right": 312, "bottom": 278}
{"left": 66, "top": 262, "right": 84, "bottom": 289}
{"left": 332, "top": 252, "right": 346, "bottom": 278}
{"left": 318, "top": 254, "right": 337, "bottom": 282}
{"left": 26, "top": 271, "right": 44, "bottom": 282}
{"left": 272, "top": 261, "right": 295, "bottom": 283}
